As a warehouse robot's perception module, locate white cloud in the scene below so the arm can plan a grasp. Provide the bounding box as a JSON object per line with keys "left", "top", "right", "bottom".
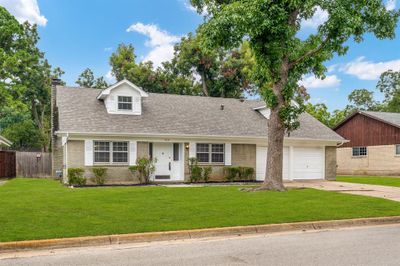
{"left": 105, "top": 70, "right": 116, "bottom": 84}
{"left": 126, "top": 23, "right": 180, "bottom": 68}
{"left": 299, "top": 74, "right": 341, "bottom": 89}
{"left": 341, "top": 56, "right": 400, "bottom": 80}
{"left": 301, "top": 6, "right": 329, "bottom": 29}
{"left": 104, "top": 47, "right": 113, "bottom": 52}
{"left": 386, "top": 0, "right": 396, "bottom": 11}
{"left": 182, "top": 0, "right": 208, "bottom": 16}
{"left": 0, "top": 0, "right": 47, "bottom": 26}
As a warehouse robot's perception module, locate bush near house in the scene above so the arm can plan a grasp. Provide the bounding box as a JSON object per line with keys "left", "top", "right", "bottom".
{"left": 91, "top": 167, "right": 107, "bottom": 185}
{"left": 224, "top": 166, "right": 255, "bottom": 181}
{"left": 67, "top": 168, "right": 86, "bottom": 186}
{"left": 129, "top": 157, "right": 156, "bottom": 184}
{"left": 188, "top": 157, "right": 213, "bottom": 183}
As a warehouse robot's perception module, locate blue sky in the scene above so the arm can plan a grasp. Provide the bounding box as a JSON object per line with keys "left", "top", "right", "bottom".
{"left": 1, "top": 0, "right": 400, "bottom": 111}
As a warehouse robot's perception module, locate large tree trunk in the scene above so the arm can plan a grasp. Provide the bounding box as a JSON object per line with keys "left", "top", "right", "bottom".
{"left": 259, "top": 57, "right": 290, "bottom": 191}
{"left": 260, "top": 104, "right": 286, "bottom": 191}
{"left": 200, "top": 71, "right": 209, "bottom": 96}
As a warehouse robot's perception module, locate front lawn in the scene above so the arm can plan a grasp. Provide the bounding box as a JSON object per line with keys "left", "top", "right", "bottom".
{"left": 337, "top": 176, "right": 400, "bottom": 187}
{"left": 1, "top": 178, "right": 400, "bottom": 242}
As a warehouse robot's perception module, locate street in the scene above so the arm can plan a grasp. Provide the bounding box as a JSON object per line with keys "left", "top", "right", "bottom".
{"left": 1, "top": 224, "right": 400, "bottom": 266}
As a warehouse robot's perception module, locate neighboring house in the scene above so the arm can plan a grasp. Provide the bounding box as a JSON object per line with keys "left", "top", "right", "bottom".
{"left": 334, "top": 111, "right": 400, "bottom": 176}
{"left": 51, "top": 79, "right": 343, "bottom": 184}
{"left": 0, "top": 135, "right": 12, "bottom": 150}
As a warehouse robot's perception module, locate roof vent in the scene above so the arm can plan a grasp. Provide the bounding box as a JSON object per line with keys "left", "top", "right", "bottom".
{"left": 220, "top": 104, "right": 224, "bottom": 110}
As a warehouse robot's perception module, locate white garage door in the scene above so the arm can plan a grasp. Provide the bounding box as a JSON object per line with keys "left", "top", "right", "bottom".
{"left": 293, "top": 147, "right": 324, "bottom": 179}
{"left": 256, "top": 146, "right": 289, "bottom": 181}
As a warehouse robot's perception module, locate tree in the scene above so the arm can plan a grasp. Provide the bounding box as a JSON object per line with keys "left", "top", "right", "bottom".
{"left": 192, "top": 0, "right": 399, "bottom": 190}
{"left": 0, "top": 6, "right": 64, "bottom": 151}
{"left": 347, "top": 89, "right": 379, "bottom": 111}
{"left": 377, "top": 70, "right": 400, "bottom": 112}
{"left": 76, "top": 68, "right": 108, "bottom": 89}
{"left": 305, "top": 103, "right": 332, "bottom": 127}
{"left": 109, "top": 43, "right": 199, "bottom": 95}
{"left": 173, "top": 34, "right": 254, "bottom": 97}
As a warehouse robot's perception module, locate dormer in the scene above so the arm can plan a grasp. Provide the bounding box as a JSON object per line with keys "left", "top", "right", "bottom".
{"left": 97, "top": 79, "right": 149, "bottom": 115}
{"left": 254, "top": 105, "right": 270, "bottom": 119}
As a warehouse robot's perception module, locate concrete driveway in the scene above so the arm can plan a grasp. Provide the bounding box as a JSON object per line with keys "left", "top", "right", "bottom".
{"left": 286, "top": 180, "right": 400, "bottom": 202}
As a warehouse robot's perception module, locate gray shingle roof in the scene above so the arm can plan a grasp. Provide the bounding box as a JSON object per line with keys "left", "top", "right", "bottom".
{"left": 361, "top": 111, "right": 400, "bottom": 128}
{"left": 56, "top": 86, "right": 343, "bottom": 141}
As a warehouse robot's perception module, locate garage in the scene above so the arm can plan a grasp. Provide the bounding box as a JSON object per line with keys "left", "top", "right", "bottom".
{"left": 292, "top": 147, "right": 324, "bottom": 179}
{"left": 256, "top": 146, "right": 325, "bottom": 181}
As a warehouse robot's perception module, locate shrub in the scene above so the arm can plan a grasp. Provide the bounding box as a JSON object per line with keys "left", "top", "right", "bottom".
{"left": 224, "top": 166, "right": 255, "bottom": 181}
{"left": 68, "top": 168, "right": 86, "bottom": 186}
{"left": 224, "top": 166, "right": 240, "bottom": 181}
{"left": 129, "top": 157, "right": 156, "bottom": 184}
{"left": 202, "top": 166, "right": 212, "bottom": 182}
{"left": 91, "top": 167, "right": 107, "bottom": 185}
{"left": 191, "top": 165, "right": 203, "bottom": 182}
{"left": 241, "top": 167, "right": 255, "bottom": 180}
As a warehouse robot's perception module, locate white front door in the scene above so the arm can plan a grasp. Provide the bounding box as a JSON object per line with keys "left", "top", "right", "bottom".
{"left": 153, "top": 143, "right": 173, "bottom": 180}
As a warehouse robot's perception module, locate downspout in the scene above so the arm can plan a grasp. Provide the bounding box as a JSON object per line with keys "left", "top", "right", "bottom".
{"left": 337, "top": 140, "right": 345, "bottom": 148}
{"left": 64, "top": 133, "right": 69, "bottom": 184}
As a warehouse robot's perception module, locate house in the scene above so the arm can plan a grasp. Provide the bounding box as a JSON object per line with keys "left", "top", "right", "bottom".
{"left": 334, "top": 111, "right": 400, "bottom": 176}
{"left": 51, "top": 79, "right": 344, "bottom": 184}
{"left": 0, "top": 135, "right": 12, "bottom": 149}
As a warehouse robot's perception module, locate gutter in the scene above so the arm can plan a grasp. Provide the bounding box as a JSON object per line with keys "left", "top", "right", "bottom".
{"left": 55, "top": 131, "right": 344, "bottom": 144}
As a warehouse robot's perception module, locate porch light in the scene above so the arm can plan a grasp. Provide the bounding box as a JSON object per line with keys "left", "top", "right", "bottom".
{"left": 185, "top": 144, "right": 189, "bottom": 150}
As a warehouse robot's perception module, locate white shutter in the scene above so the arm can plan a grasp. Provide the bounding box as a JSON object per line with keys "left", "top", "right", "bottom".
{"left": 225, "top": 143, "right": 232, "bottom": 166}
{"left": 129, "top": 141, "right": 137, "bottom": 165}
{"left": 84, "top": 140, "right": 93, "bottom": 166}
{"left": 189, "top": 142, "right": 196, "bottom": 158}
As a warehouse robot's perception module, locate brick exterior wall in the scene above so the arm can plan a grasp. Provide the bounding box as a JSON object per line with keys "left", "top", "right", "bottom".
{"left": 337, "top": 145, "right": 400, "bottom": 176}
{"left": 65, "top": 140, "right": 153, "bottom": 184}
{"left": 325, "top": 146, "right": 337, "bottom": 180}
{"left": 52, "top": 136, "right": 63, "bottom": 177}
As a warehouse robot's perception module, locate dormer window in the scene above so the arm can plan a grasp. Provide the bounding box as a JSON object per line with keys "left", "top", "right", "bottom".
{"left": 97, "top": 79, "right": 148, "bottom": 115}
{"left": 118, "top": 96, "right": 132, "bottom": 111}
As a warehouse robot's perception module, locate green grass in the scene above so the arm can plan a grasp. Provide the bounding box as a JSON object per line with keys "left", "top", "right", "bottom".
{"left": 337, "top": 176, "right": 400, "bottom": 187}
{"left": 1, "top": 178, "right": 400, "bottom": 242}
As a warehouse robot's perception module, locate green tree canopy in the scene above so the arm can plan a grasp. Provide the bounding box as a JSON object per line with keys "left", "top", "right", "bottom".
{"left": 76, "top": 68, "right": 108, "bottom": 89}
{"left": 377, "top": 70, "right": 400, "bottom": 112}
{"left": 191, "top": 0, "right": 399, "bottom": 190}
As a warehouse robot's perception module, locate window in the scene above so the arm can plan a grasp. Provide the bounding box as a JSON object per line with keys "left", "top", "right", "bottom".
{"left": 173, "top": 143, "right": 180, "bottom": 161}
{"left": 352, "top": 146, "right": 367, "bottom": 157}
{"left": 94, "top": 141, "right": 110, "bottom": 163}
{"left": 196, "top": 143, "right": 224, "bottom": 163}
{"left": 112, "top": 142, "right": 128, "bottom": 163}
{"left": 118, "top": 96, "right": 132, "bottom": 110}
{"left": 94, "top": 141, "right": 128, "bottom": 164}
{"left": 396, "top": 144, "right": 400, "bottom": 155}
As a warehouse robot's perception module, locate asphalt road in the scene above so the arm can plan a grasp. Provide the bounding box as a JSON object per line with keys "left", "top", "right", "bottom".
{"left": 1, "top": 224, "right": 400, "bottom": 266}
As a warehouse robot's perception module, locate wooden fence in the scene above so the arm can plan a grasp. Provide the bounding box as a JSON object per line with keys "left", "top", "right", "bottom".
{"left": 16, "top": 152, "right": 52, "bottom": 177}
{"left": 0, "top": 151, "right": 16, "bottom": 178}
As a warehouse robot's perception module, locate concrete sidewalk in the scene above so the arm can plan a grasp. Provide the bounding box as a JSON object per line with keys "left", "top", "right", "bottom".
{"left": 287, "top": 181, "right": 400, "bottom": 202}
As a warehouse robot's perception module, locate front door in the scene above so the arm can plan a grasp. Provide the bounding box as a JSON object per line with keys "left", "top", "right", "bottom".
{"left": 153, "top": 143, "right": 173, "bottom": 180}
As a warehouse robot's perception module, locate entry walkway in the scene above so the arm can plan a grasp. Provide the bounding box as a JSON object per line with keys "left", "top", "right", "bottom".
{"left": 286, "top": 180, "right": 400, "bottom": 202}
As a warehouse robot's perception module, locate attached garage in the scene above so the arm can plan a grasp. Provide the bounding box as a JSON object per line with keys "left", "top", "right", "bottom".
{"left": 256, "top": 146, "right": 325, "bottom": 181}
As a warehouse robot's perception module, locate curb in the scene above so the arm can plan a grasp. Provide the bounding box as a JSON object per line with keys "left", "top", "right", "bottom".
{"left": 1, "top": 216, "right": 400, "bottom": 252}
